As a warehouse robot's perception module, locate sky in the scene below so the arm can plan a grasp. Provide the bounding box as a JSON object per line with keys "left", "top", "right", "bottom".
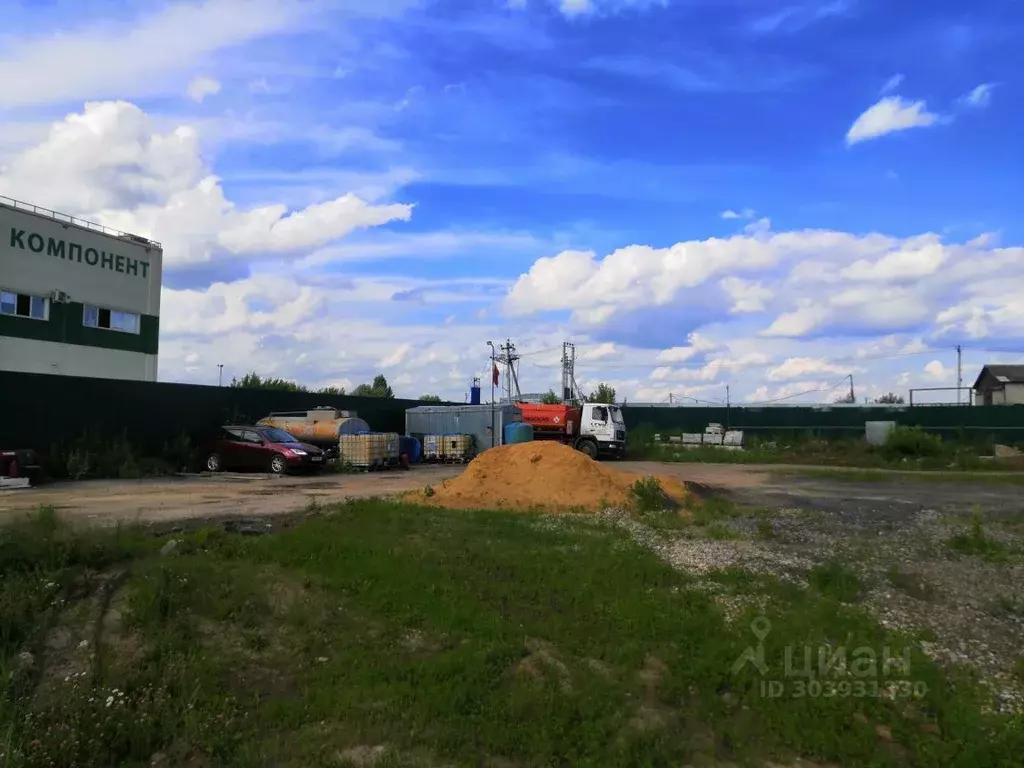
{"left": 0, "top": 0, "right": 1021, "bottom": 403}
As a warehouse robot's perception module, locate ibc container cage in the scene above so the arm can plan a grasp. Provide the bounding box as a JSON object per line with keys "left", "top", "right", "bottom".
{"left": 338, "top": 433, "right": 400, "bottom": 469}
{"left": 405, "top": 404, "right": 521, "bottom": 456}
{"left": 421, "top": 434, "right": 475, "bottom": 463}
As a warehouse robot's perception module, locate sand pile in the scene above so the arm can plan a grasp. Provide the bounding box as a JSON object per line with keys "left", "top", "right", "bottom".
{"left": 407, "top": 441, "right": 687, "bottom": 512}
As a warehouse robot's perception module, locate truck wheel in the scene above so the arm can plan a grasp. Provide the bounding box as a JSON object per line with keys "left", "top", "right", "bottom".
{"left": 269, "top": 454, "right": 287, "bottom": 475}
{"left": 577, "top": 440, "right": 598, "bottom": 460}
{"left": 205, "top": 453, "right": 222, "bottom": 472}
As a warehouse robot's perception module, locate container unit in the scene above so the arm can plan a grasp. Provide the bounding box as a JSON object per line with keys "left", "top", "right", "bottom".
{"left": 406, "top": 404, "right": 521, "bottom": 455}
{"left": 504, "top": 422, "right": 534, "bottom": 445}
{"left": 338, "top": 432, "right": 400, "bottom": 469}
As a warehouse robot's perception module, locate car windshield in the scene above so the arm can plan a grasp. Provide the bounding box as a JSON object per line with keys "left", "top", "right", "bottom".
{"left": 609, "top": 407, "right": 624, "bottom": 424}
{"left": 260, "top": 428, "right": 299, "bottom": 443}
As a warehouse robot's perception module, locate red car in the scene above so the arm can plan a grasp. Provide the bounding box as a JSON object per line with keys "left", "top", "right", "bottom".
{"left": 201, "top": 425, "right": 325, "bottom": 474}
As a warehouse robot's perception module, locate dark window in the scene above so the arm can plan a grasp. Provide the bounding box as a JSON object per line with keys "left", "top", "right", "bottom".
{"left": 241, "top": 430, "right": 264, "bottom": 444}
{"left": 224, "top": 428, "right": 245, "bottom": 440}
{"left": 0, "top": 290, "right": 48, "bottom": 320}
{"left": 592, "top": 406, "right": 608, "bottom": 421}
{"left": 83, "top": 305, "right": 140, "bottom": 334}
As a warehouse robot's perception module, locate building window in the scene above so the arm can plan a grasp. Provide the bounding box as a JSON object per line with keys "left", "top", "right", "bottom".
{"left": 83, "top": 305, "right": 140, "bottom": 334}
{"left": 0, "top": 290, "right": 48, "bottom": 320}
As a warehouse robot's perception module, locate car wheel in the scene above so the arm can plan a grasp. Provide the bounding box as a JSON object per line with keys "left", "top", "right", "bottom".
{"left": 269, "top": 454, "right": 287, "bottom": 475}
{"left": 205, "top": 453, "right": 222, "bottom": 472}
{"left": 577, "top": 440, "right": 598, "bottom": 460}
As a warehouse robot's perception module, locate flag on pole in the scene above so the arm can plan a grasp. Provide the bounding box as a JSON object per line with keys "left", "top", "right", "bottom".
{"left": 492, "top": 364, "right": 500, "bottom": 387}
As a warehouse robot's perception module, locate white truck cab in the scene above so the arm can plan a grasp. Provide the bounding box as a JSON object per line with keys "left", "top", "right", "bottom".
{"left": 579, "top": 403, "right": 627, "bottom": 457}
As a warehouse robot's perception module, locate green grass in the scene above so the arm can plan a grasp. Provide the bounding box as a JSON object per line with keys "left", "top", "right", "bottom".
{"left": 773, "top": 468, "right": 1024, "bottom": 486}
{"left": 630, "top": 434, "right": 1018, "bottom": 474}
{"left": 808, "top": 560, "right": 865, "bottom": 603}
{"left": 945, "top": 509, "right": 1015, "bottom": 563}
{"left": 1, "top": 504, "right": 1022, "bottom": 767}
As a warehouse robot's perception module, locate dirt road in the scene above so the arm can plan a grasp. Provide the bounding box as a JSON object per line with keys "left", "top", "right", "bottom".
{"left": 2, "top": 461, "right": 1020, "bottom": 527}
{"left": 0, "top": 466, "right": 464, "bottom": 526}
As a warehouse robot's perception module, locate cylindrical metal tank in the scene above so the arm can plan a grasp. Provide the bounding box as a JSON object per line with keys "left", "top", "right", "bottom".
{"left": 257, "top": 410, "right": 370, "bottom": 446}
{"left": 504, "top": 422, "right": 534, "bottom": 445}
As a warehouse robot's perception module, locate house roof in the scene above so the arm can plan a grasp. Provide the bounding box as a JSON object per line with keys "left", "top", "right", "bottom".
{"left": 972, "top": 365, "right": 1024, "bottom": 390}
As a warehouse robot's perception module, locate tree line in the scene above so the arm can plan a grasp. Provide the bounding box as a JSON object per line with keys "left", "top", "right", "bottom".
{"left": 230, "top": 372, "right": 442, "bottom": 402}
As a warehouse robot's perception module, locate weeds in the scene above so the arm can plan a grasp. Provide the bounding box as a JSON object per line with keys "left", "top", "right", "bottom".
{"left": 880, "top": 425, "right": 944, "bottom": 460}
{"left": 809, "top": 560, "right": 864, "bottom": 602}
{"left": 887, "top": 566, "right": 935, "bottom": 601}
{"left": 987, "top": 595, "right": 1024, "bottom": 619}
{"left": 423, "top": 485, "right": 435, "bottom": 498}
{"left": 629, "top": 476, "right": 665, "bottom": 512}
{"left": 755, "top": 516, "right": 776, "bottom": 540}
{"left": 946, "top": 507, "right": 1010, "bottom": 562}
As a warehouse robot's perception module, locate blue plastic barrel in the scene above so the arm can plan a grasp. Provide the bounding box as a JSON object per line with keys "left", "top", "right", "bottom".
{"left": 400, "top": 436, "right": 422, "bottom": 463}
{"left": 503, "top": 422, "right": 534, "bottom": 445}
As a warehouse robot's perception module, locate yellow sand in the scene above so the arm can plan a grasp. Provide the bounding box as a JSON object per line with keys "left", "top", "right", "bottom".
{"left": 406, "top": 441, "right": 687, "bottom": 512}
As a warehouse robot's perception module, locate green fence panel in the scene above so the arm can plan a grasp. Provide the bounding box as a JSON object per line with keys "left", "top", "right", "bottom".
{"left": 0, "top": 371, "right": 433, "bottom": 454}
{"left": 622, "top": 404, "right": 1024, "bottom": 444}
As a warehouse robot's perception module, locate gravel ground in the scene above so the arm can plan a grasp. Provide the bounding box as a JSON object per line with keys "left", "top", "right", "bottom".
{"left": 585, "top": 476, "right": 1024, "bottom": 716}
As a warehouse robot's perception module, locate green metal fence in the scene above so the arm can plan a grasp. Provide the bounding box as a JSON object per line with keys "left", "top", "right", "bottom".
{"left": 621, "top": 404, "right": 1024, "bottom": 444}
{"left": 0, "top": 371, "right": 430, "bottom": 454}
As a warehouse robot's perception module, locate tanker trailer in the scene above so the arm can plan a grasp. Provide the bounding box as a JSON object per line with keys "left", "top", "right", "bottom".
{"left": 257, "top": 407, "right": 370, "bottom": 459}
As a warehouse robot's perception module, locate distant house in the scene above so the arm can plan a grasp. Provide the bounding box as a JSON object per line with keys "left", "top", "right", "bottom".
{"left": 972, "top": 365, "right": 1024, "bottom": 405}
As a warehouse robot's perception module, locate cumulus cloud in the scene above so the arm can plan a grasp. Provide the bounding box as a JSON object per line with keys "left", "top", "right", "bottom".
{"left": 187, "top": 76, "right": 221, "bottom": 102}
{"left": 846, "top": 96, "right": 939, "bottom": 146}
{"left": 507, "top": 221, "right": 1024, "bottom": 345}
{"left": 720, "top": 276, "right": 772, "bottom": 313}
{"left": 656, "top": 333, "right": 717, "bottom": 363}
{"left": 923, "top": 360, "right": 950, "bottom": 381}
{"left": 0, "top": 101, "right": 412, "bottom": 267}
{"left": 958, "top": 83, "right": 996, "bottom": 109}
{"left": 767, "top": 357, "right": 858, "bottom": 381}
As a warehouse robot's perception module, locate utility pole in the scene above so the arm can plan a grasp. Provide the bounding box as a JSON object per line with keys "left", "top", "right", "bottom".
{"left": 487, "top": 341, "right": 496, "bottom": 446}
{"left": 497, "top": 339, "right": 522, "bottom": 403}
{"left": 956, "top": 344, "right": 962, "bottom": 405}
{"left": 217, "top": 364, "right": 224, "bottom": 387}
{"left": 849, "top": 374, "right": 855, "bottom": 404}
{"left": 726, "top": 384, "right": 731, "bottom": 430}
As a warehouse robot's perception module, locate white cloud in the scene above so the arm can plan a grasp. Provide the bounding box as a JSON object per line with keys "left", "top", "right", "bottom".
{"left": 762, "top": 302, "right": 830, "bottom": 337}
{"left": 767, "top": 357, "right": 857, "bottom": 381}
{"left": 720, "top": 276, "right": 772, "bottom": 313}
{"left": 846, "top": 96, "right": 939, "bottom": 146}
{"left": 380, "top": 343, "right": 413, "bottom": 368}
{"left": 560, "top": 0, "right": 593, "bottom": 15}
{"left": 880, "top": 73, "right": 904, "bottom": 94}
{"left": 186, "top": 76, "right": 221, "bottom": 103}
{"left": 0, "top": 0, "right": 313, "bottom": 108}
{"left": 840, "top": 237, "right": 947, "bottom": 281}
{"left": 721, "top": 207, "right": 756, "bottom": 220}
{"left": 924, "top": 360, "right": 950, "bottom": 382}
{"left": 0, "top": 101, "right": 412, "bottom": 267}
{"left": 959, "top": 83, "right": 995, "bottom": 109}
{"left": 655, "top": 334, "right": 717, "bottom": 364}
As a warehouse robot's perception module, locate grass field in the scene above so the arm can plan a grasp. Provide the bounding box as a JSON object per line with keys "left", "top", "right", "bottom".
{"left": 2, "top": 502, "right": 1023, "bottom": 767}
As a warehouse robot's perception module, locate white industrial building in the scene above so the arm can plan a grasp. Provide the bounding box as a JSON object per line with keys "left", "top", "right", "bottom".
{"left": 0, "top": 196, "right": 163, "bottom": 381}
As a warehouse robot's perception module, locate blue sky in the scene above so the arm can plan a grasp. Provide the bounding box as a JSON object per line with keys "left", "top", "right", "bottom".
{"left": 0, "top": 0, "right": 1021, "bottom": 402}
